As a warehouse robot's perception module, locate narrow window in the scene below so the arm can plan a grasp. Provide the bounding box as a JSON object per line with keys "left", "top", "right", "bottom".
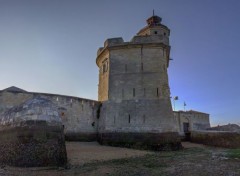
{"left": 133, "top": 88, "right": 135, "bottom": 97}
{"left": 143, "top": 88, "right": 146, "bottom": 97}
{"left": 154, "top": 31, "right": 158, "bottom": 34}
{"left": 102, "top": 60, "right": 108, "bottom": 73}
{"left": 103, "top": 65, "right": 106, "bottom": 73}
{"left": 164, "top": 32, "right": 166, "bottom": 36}
{"left": 125, "top": 64, "right": 127, "bottom": 72}
{"left": 56, "top": 97, "right": 59, "bottom": 101}
{"left": 70, "top": 98, "right": 73, "bottom": 107}
{"left": 141, "top": 62, "right": 143, "bottom": 71}
{"left": 157, "top": 88, "right": 159, "bottom": 97}
{"left": 128, "top": 114, "right": 131, "bottom": 123}
{"left": 122, "top": 89, "right": 124, "bottom": 98}
{"left": 163, "top": 65, "right": 166, "bottom": 71}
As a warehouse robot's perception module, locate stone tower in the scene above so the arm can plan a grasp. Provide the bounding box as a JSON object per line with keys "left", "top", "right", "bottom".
{"left": 96, "top": 15, "right": 180, "bottom": 150}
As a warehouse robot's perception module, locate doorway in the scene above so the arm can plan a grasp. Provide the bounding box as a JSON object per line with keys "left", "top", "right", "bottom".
{"left": 183, "top": 122, "right": 190, "bottom": 141}
{"left": 183, "top": 122, "right": 189, "bottom": 132}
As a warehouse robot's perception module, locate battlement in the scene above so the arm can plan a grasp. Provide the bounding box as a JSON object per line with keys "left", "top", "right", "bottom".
{"left": 97, "top": 35, "right": 169, "bottom": 60}
{"left": 104, "top": 37, "right": 124, "bottom": 47}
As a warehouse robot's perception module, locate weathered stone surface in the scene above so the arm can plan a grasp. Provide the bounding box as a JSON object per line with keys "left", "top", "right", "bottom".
{"left": 98, "top": 100, "right": 177, "bottom": 133}
{"left": 98, "top": 132, "right": 182, "bottom": 151}
{"left": 207, "top": 124, "right": 240, "bottom": 132}
{"left": 0, "top": 90, "right": 100, "bottom": 141}
{"left": 65, "top": 132, "right": 98, "bottom": 141}
{"left": 0, "top": 126, "right": 66, "bottom": 167}
{"left": 0, "top": 97, "right": 62, "bottom": 127}
{"left": 173, "top": 110, "right": 210, "bottom": 135}
{"left": 191, "top": 131, "right": 240, "bottom": 148}
{"left": 95, "top": 15, "right": 181, "bottom": 150}
{"left": 0, "top": 97, "right": 67, "bottom": 167}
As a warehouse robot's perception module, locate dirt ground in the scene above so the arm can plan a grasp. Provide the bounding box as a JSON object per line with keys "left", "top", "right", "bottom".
{"left": 66, "top": 142, "right": 152, "bottom": 165}
{"left": 0, "top": 142, "right": 239, "bottom": 176}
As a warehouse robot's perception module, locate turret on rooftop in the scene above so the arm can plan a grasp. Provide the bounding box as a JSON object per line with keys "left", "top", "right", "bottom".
{"left": 147, "top": 15, "right": 162, "bottom": 26}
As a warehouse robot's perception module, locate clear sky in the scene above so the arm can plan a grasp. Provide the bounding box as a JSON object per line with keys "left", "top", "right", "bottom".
{"left": 0, "top": 0, "right": 239, "bottom": 126}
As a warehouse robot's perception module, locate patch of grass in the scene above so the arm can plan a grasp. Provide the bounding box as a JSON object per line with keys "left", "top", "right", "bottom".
{"left": 227, "top": 149, "right": 240, "bottom": 159}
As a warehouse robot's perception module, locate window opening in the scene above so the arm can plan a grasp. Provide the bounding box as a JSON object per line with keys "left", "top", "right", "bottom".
{"left": 163, "top": 65, "right": 166, "bottom": 71}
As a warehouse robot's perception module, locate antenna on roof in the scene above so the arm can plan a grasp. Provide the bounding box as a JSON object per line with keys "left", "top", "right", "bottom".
{"left": 153, "top": 9, "right": 155, "bottom": 16}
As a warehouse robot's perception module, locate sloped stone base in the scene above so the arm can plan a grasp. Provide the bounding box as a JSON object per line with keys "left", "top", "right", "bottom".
{"left": 65, "top": 132, "right": 98, "bottom": 141}
{"left": 0, "top": 125, "right": 67, "bottom": 167}
{"left": 98, "top": 132, "right": 182, "bottom": 151}
{"left": 191, "top": 131, "right": 240, "bottom": 148}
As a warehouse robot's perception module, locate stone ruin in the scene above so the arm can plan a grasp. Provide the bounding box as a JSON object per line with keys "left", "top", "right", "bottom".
{"left": 0, "top": 97, "right": 67, "bottom": 167}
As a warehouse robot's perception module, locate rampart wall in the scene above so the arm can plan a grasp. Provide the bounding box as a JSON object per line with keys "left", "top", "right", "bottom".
{"left": 191, "top": 131, "right": 240, "bottom": 148}
{"left": 0, "top": 90, "right": 100, "bottom": 141}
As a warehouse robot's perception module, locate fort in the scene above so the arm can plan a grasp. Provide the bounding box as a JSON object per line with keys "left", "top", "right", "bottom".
{"left": 0, "top": 14, "right": 212, "bottom": 166}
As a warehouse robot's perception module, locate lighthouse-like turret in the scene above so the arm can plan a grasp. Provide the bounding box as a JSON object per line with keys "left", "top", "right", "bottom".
{"left": 96, "top": 15, "right": 180, "bottom": 150}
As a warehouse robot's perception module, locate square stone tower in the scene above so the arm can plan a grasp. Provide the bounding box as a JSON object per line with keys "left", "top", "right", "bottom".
{"left": 96, "top": 15, "right": 180, "bottom": 150}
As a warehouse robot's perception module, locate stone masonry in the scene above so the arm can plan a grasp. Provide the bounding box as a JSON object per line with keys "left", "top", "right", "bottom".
{"left": 96, "top": 15, "right": 181, "bottom": 149}
{"left": 0, "top": 97, "right": 67, "bottom": 167}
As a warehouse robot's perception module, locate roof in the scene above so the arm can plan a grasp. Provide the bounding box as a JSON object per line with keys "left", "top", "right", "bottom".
{"left": 173, "top": 110, "right": 209, "bottom": 115}
{"left": 0, "top": 86, "right": 99, "bottom": 103}
{"left": 1, "top": 86, "right": 27, "bottom": 93}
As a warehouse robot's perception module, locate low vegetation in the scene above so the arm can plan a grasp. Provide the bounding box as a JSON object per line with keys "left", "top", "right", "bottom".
{"left": 227, "top": 148, "right": 240, "bottom": 159}
{"left": 2, "top": 145, "right": 240, "bottom": 176}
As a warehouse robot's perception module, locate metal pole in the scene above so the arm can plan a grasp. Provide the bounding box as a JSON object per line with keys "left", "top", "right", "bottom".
{"left": 173, "top": 99, "right": 175, "bottom": 111}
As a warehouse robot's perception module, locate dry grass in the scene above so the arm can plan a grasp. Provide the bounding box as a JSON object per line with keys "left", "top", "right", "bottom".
{"left": 0, "top": 142, "right": 240, "bottom": 176}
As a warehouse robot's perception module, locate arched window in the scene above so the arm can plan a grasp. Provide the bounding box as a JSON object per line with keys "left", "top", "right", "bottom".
{"left": 102, "top": 59, "right": 108, "bottom": 73}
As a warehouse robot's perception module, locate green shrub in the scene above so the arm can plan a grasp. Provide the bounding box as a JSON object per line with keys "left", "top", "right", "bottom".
{"left": 227, "top": 149, "right": 240, "bottom": 159}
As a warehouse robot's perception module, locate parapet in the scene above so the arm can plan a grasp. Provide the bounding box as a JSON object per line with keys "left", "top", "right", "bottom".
{"left": 104, "top": 37, "right": 124, "bottom": 47}
{"left": 97, "top": 47, "right": 104, "bottom": 56}
{"left": 96, "top": 35, "right": 169, "bottom": 59}
{"left": 130, "top": 35, "right": 166, "bottom": 44}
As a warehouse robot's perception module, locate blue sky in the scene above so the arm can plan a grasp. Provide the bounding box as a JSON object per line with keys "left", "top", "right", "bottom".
{"left": 0, "top": 0, "right": 239, "bottom": 126}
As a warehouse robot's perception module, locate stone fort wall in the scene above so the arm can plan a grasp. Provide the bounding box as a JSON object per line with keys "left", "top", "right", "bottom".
{"left": 96, "top": 36, "right": 177, "bottom": 135}
{"left": 0, "top": 89, "right": 100, "bottom": 141}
